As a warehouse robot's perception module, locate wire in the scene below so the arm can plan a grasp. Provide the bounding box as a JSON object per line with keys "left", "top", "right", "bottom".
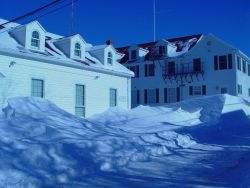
{"left": 0, "top": 0, "right": 79, "bottom": 35}
{"left": 0, "top": 0, "right": 66, "bottom": 27}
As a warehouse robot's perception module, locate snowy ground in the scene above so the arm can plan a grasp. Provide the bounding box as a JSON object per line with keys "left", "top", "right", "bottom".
{"left": 0, "top": 94, "right": 250, "bottom": 187}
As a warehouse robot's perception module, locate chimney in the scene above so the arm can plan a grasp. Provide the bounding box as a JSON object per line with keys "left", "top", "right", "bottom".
{"left": 106, "top": 40, "right": 115, "bottom": 46}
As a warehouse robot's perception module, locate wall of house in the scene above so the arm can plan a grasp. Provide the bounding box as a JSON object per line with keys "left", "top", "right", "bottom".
{"left": 0, "top": 54, "right": 131, "bottom": 117}
{"left": 127, "top": 34, "right": 249, "bottom": 107}
{"left": 235, "top": 52, "right": 250, "bottom": 99}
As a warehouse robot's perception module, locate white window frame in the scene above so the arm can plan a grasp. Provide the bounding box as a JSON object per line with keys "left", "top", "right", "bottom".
{"left": 74, "top": 42, "right": 82, "bottom": 58}
{"left": 31, "top": 31, "right": 40, "bottom": 49}
{"left": 107, "top": 52, "right": 113, "bottom": 65}
{"left": 75, "top": 84, "right": 85, "bottom": 117}
{"left": 238, "top": 84, "right": 242, "bottom": 95}
{"left": 31, "top": 78, "right": 44, "bottom": 98}
{"left": 110, "top": 88, "right": 117, "bottom": 107}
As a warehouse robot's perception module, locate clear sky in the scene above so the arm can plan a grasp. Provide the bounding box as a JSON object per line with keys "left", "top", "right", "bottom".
{"left": 1, "top": 0, "right": 250, "bottom": 55}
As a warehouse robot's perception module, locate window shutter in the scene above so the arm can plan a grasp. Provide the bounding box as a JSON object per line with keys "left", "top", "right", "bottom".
{"left": 202, "top": 85, "right": 206, "bottom": 95}
{"left": 176, "top": 87, "right": 180, "bottom": 102}
{"left": 144, "top": 89, "right": 147, "bottom": 104}
{"left": 214, "top": 56, "right": 218, "bottom": 70}
{"left": 137, "top": 90, "right": 140, "bottom": 104}
{"left": 144, "top": 64, "right": 148, "bottom": 77}
{"left": 136, "top": 65, "right": 140, "bottom": 77}
{"left": 228, "top": 54, "right": 232, "bottom": 69}
{"left": 156, "top": 88, "right": 159, "bottom": 103}
{"left": 164, "top": 88, "right": 168, "bottom": 103}
{"left": 189, "top": 86, "right": 193, "bottom": 96}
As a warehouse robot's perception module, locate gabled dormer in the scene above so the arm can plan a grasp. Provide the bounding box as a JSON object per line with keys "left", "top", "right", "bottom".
{"left": 155, "top": 39, "right": 169, "bottom": 57}
{"left": 87, "top": 44, "right": 117, "bottom": 66}
{"left": 128, "top": 45, "right": 139, "bottom": 61}
{"left": 9, "top": 21, "right": 46, "bottom": 52}
{"left": 54, "top": 34, "right": 86, "bottom": 61}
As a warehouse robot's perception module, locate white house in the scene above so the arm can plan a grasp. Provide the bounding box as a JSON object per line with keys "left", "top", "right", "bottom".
{"left": 116, "top": 34, "right": 250, "bottom": 107}
{"left": 0, "top": 19, "right": 134, "bottom": 117}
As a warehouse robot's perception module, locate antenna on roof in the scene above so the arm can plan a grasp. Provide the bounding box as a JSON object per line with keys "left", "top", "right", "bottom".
{"left": 69, "top": 0, "right": 74, "bottom": 35}
{"left": 153, "top": 0, "right": 156, "bottom": 41}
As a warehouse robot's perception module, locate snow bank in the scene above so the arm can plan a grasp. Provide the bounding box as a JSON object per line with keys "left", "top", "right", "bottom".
{"left": 0, "top": 94, "right": 250, "bottom": 187}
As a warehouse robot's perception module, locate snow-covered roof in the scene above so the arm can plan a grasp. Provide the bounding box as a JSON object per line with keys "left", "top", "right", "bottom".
{"left": 116, "top": 34, "right": 203, "bottom": 64}
{"left": 0, "top": 18, "right": 133, "bottom": 77}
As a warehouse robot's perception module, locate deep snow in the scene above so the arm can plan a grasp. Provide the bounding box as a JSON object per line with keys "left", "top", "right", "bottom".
{"left": 0, "top": 94, "right": 250, "bottom": 187}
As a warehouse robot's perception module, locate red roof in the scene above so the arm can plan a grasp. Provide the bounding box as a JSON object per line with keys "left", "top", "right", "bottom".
{"left": 116, "top": 34, "right": 203, "bottom": 64}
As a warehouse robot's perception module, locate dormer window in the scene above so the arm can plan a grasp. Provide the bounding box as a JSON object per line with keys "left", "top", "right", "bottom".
{"left": 31, "top": 31, "right": 40, "bottom": 49}
{"left": 107, "top": 52, "right": 113, "bottom": 65}
{"left": 74, "top": 42, "right": 81, "bottom": 58}
{"left": 131, "top": 50, "right": 137, "bottom": 60}
{"left": 159, "top": 46, "right": 166, "bottom": 55}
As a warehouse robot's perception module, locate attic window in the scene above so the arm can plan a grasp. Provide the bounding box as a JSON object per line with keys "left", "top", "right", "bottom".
{"left": 131, "top": 50, "right": 137, "bottom": 60}
{"left": 31, "top": 31, "right": 40, "bottom": 49}
{"left": 107, "top": 52, "right": 113, "bottom": 65}
{"left": 74, "top": 43, "right": 81, "bottom": 58}
{"left": 159, "top": 46, "right": 166, "bottom": 55}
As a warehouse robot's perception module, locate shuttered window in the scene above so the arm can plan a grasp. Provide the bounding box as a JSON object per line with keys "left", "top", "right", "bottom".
{"left": 189, "top": 86, "right": 193, "bottom": 96}
{"left": 214, "top": 56, "right": 218, "bottom": 70}
{"left": 156, "top": 88, "right": 159, "bottom": 103}
{"left": 164, "top": 88, "right": 168, "bottom": 103}
{"left": 144, "top": 89, "right": 147, "bottom": 104}
{"left": 228, "top": 54, "right": 232, "bottom": 69}
{"left": 237, "top": 56, "right": 241, "bottom": 71}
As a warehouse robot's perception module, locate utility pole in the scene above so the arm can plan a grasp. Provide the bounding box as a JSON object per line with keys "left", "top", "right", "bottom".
{"left": 69, "top": 0, "right": 74, "bottom": 35}
{"left": 153, "top": 0, "right": 156, "bottom": 41}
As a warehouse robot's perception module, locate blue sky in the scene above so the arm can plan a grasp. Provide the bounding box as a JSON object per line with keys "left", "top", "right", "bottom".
{"left": 1, "top": 0, "right": 250, "bottom": 54}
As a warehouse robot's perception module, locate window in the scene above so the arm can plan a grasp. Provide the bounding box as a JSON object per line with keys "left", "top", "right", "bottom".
{"left": 31, "top": 31, "right": 40, "bottom": 49}
{"left": 107, "top": 52, "right": 113, "bottom": 65}
{"left": 168, "top": 62, "right": 175, "bottom": 74}
{"left": 75, "top": 84, "right": 85, "bottom": 117}
{"left": 193, "top": 86, "right": 202, "bottom": 96}
{"left": 31, "top": 79, "right": 44, "bottom": 98}
{"left": 237, "top": 56, "right": 241, "bottom": 71}
{"left": 221, "top": 88, "right": 228, "bottom": 94}
{"left": 148, "top": 89, "right": 156, "bottom": 104}
{"left": 74, "top": 43, "right": 81, "bottom": 58}
{"left": 219, "top": 55, "right": 227, "bottom": 70}
{"left": 168, "top": 88, "right": 176, "bottom": 103}
{"left": 159, "top": 46, "right": 166, "bottom": 55}
{"left": 132, "top": 90, "right": 140, "bottom": 106}
{"left": 189, "top": 85, "right": 206, "bottom": 96}
{"left": 214, "top": 55, "right": 232, "bottom": 70}
{"left": 145, "top": 64, "right": 155, "bottom": 77}
{"left": 129, "top": 65, "right": 139, "bottom": 78}
{"left": 131, "top": 50, "right": 137, "bottom": 60}
{"left": 238, "top": 84, "right": 242, "bottom": 95}
{"left": 193, "top": 58, "right": 201, "bottom": 72}
{"left": 242, "top": 59, "right": 246, "bottom": 73}
{"left": 110, "top": 88, "right": 117, "bottom": 107}
{"left": 144, "top": 89, "right": 159, "bottom": 104}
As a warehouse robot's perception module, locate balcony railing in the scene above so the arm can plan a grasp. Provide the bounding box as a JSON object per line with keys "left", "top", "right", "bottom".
{"left": 162, "top": 62, "right": 204, "bottom": 76}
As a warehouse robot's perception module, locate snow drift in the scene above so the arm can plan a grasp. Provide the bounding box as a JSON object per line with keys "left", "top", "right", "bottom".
{"left": 0, "top": 95, "right": 250, "bottom": 187}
